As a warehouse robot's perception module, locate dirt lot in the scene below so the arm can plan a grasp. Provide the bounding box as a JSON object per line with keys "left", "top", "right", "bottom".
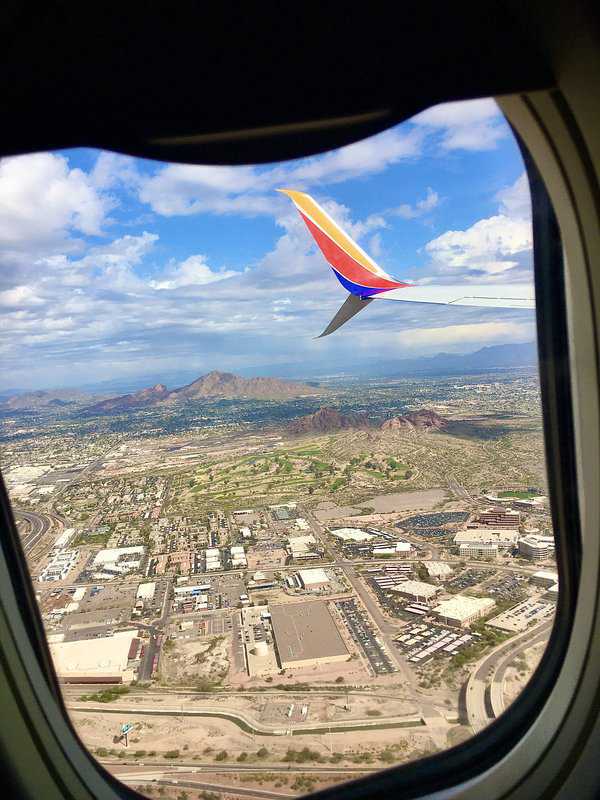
{"left": 159, "top": 635, "right": 230, "bottom": 687}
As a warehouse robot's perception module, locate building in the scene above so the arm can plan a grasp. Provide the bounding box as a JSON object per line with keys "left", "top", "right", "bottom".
{"left": 531, "top": 570, "right": 559, "bottom": 588}
{"left": 287, "top": 534, "right": 319, "bottom": 560}
{"left": 519, "top": 534, "right": 555, "bottom": 560}
{"left": 389, "top": 580, "right": 440, "bottom": 603}
{"left": 230, "top": 545, "right": 247, "bottom": 568}
{"left": 39, "top": 549, "right": 79, "bottom": 582}
{"left": 477, "top": 507, "right": 520, "bottom": 528}
{"left": 459, "top": 541, "right": 499, "bottom": 559}
{"left": 297, "top": 568, "right": 330, "bottom": 590}
{"left": 270, "top": 601, "right": 349, "bottom": 669}
{"left": 434, "top": 595, "right": 495, "bottom": 627}
{"left": 423, "top": 562, "right": 453, "bottom": 579}
{"left": 49, "top": 630, "right": 140, "bottom": 683}
{"left": 455, "top": 529, "right": 519, "bottom": 549}
{"left": 136, "top": 582, "right": 156, "bottom": 601}
{"left": 92, "top": 546, "right": 145, "bottom": 575}
{"left": 329, "top": 527, "right": 374, "bottom": 543}
{"left": 295, "top": 518, "right": 310, "bottom": 531}
{"left": 205, "top": 547, "right": 222, "bottom": 571}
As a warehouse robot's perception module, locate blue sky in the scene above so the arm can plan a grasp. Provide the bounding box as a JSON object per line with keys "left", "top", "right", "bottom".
{"left": 0, "top": 98, "right": 535, "bottom": 390}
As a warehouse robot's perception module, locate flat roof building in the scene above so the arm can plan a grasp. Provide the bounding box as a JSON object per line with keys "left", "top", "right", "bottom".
{"left": 519, "top": 534, "right": 555, "bottom": 561}
{"left": 270, "top": 601, "right": 349, "bottom": 669}
{"left": 477, "top": 507, "right": 520, "bottom": 528}
{"left": 434, "top": 595, "right": 495, "bottom": 627}
{"left": 288, "top": 534, "right": 318, "bottom": 559}
{"left": 136, "top": 582, "right": 156, "bottom": 601}
{"left": 459, "top": 541, "right": 499, "bottom": 559}
{"left": 330, "top": 527, "right": 374, "bottom": 542}
{"left": 455, "top": 529, "right": 518, "bottom": 548}
{"left": 531, "top": 570, "right": 559, "bottom": 588}
{"left": 423, "top": 562, "right": 454, "bottom": 578}
{"left": 390, "top": 580, "right": 440, "bottom": 603}
{"left": 297, "top": 568, "right": 330, "bottom": 590}
{"left": 49, "top": 630, "right": 139, "bottom": 683}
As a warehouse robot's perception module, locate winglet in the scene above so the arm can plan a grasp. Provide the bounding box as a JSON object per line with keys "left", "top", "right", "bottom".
{"left": 278, "top": 188, "right": 409, "bottom": 298}
{"left": 316, "top": 294, "right": 373, "bottom": 338}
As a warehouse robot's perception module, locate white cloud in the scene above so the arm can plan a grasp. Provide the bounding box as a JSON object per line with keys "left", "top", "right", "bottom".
{"left": 425, "top": 214, "right": 532, "bottom": 277}
{"left": 393, "top": 320, "right": 535, "bottom": 351}
{"left": 138, "top": 128, "right": 422, "bottom": 220}
{"left": 422, "top": 172, "right": 532, "bottom": 281}
{"left": 0, "top": 153, "right": 112, "bottom": 249}
{"left": 412, "top": 98, "right": 507, "bottom": 151}
{"left": 496, "top": 172, "right": 531, "bottom": 219}
{"left": 151, "top": 254, "right": 237, "bottom": 290}
{"left": 393, "top": 187, "right": 439, "bottom": 219}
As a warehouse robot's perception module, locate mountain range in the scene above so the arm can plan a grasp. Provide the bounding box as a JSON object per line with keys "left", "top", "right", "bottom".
{"left": 85, "top": 371, "right": 322, "bottom": 414}
{"left": 0, "top": 342, "right": 538, "bottom": 408}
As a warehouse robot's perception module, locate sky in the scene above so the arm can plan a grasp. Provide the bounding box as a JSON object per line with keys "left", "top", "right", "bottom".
{"left": 0, "top": 98, "right": 536, "bottom": 391}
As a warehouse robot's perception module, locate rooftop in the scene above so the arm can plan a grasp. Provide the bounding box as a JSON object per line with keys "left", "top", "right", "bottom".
{"left": 434, "top": 595, "right": 495, "bottom": 621}
{"left": 270, "top": 601, "right": 348, "bottom": 663}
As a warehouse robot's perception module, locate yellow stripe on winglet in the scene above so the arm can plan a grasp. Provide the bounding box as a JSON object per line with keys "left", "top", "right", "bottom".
{"left": 277, "top": 188, "right": 387, "bottom": 278}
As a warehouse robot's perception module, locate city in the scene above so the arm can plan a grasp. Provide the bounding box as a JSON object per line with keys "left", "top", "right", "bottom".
{"left": 1, "top": 367, "right": 556, "bottom": 800}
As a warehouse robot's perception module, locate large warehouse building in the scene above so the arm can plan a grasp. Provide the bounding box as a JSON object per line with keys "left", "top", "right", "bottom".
{"left": 434, "top": 595, "right": 495, "bottom": 627}
{"left": 49, "top": 630, "right": 140, "bottom": 683}
{"left": 270, "top": 601, "right": 349, "bottom": 669}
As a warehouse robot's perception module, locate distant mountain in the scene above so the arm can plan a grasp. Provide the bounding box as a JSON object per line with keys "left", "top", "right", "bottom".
{"left": 381, "top": 409, "right": 447, "bottom": 431}
{"left": 87, "top": 383, "right": 170, "bottom": 413}
{"left": 84, "top": 371, "right": 321, "bottom": 414}
{"left": 1, "top": 389, "right": 95, "bottom": 410}
{"left": 288, "top": 407, "right": 371, "bottom": 434}
{"left": 168, "top": 371, "right": 319, "bottom": 401}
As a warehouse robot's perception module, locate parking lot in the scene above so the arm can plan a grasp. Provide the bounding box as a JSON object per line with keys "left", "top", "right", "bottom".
{"left": 483, "top": 573, "right": 528, "bottom": 602}
{"left": 335, "top": 599, "right": 396, "bottom": 675}
{"left": 446, "top": 568, "right": 494, "bottom": 592}
{"left": 487, "top": 598, "right": 556, "bottom": 632}
{"left": 394, "top": 622, "right": 473, "bottom": 664}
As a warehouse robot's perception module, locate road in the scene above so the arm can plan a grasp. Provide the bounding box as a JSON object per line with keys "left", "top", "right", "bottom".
{"left": 14, "top": 510, "right": 51, "bottom": 553}
{"left": 137, "top": 579, "right": 172, "bottom": 681}
{"left": 108, "top": 762, "right": 374, "bottom": 775}
{"left": 67, "top": 701, "right": 423, "bottom": 737}
{"left": 465, "top": 620, "right": 553, "bottom": 733}
{"left": 112, "top": 769, "right": 296, "bottom": 799}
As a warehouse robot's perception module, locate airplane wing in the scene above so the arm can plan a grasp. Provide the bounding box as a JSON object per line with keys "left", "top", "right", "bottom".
{"left": 279, "top": 188, "right": 534, "bottom": 337}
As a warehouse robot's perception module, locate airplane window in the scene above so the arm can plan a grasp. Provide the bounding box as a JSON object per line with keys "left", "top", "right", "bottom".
{"left": 0, "top": 98, "right": 559, "bottom": 798}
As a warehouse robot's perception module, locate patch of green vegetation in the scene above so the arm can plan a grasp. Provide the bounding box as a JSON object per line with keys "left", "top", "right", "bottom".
{"left": 498, "top": 490, "right": 538, "bottom": 499}
{"left": 79, "top": 686, "right": 130, "bottom": 703}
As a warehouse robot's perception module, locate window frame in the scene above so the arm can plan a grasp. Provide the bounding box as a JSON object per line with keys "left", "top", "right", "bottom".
{"left": 0, "top": 87, "right": 598, "bottom": 800}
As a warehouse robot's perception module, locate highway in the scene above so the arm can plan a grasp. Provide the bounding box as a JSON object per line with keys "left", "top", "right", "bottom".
{"left": 68, "top": 702, "right": 424, "bottom": 737}
{"left": 465, "top": 620, "right": 553, "bottom": 733}
{"left": 112, "top": 769, "right": 296, "bottom": 799}
{"left": 107, "top": 761, "right": 373, "bottom": 775}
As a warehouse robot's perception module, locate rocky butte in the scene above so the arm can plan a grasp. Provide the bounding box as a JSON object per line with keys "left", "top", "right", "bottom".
{"left": 288, "top": 407, "right": 372, "bottom": 434}
{"left": 381, "top": 409, "right": 447, "bottom": 431}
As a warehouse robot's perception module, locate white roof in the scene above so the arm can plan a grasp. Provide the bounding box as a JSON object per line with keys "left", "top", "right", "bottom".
{"left": 423, "top": 562, "right": 453, "bottom": 577}
{"left": 391, "top": 580, "right": 439, "bottom": 598}
{"left": 330, "top": 527, "right": 374, "bottom": 542}
{"left": 72, "top": 587, "right": 86, "bottom": 602}
{"left": 288, "top": 534, "right": 316, "bottom": 552}
{"left": 92, "top": 546, "right": 145, "bottom": 565}
{"left": 298, "top": 568, "right": 329, "bottom": 586}
{"left": 533, "top": 570, "right": 559, "bottom": 581}
{"left": 136, "top": 582, "right": 156, "bottom": 600}
{"left": 50, "top": 631, "right": 138, "bottom": 677}
{"left": 434, "top": 595, "right": 495, "bottom": 621}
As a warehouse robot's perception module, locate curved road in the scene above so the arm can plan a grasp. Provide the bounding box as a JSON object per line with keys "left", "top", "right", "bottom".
{"left": 465, "top": 620, "right": 553, "bottom": 733}
{"left": 13, "top": 509, "right": 54, "bottom": 553}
